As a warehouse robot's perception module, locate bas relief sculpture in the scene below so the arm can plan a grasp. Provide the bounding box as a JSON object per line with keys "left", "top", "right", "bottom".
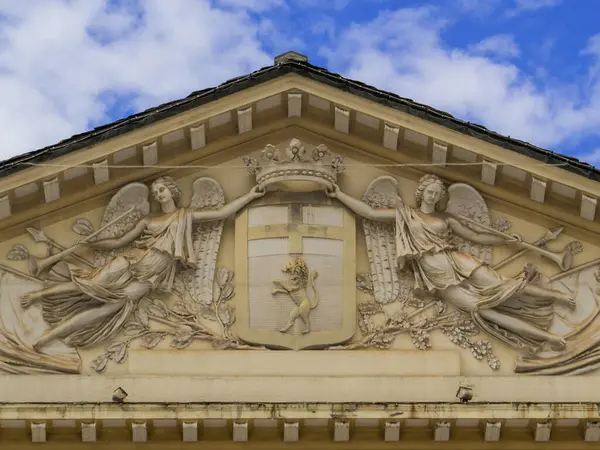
{"left": 1, "top": 137, "right": 599, "bottom": 375}
{"left": 273, "top": 258, "right": 320, "bottom": 335}
{"left": 327, "top": 175, "right": 586, "bottom": 370}
{"left": 4, "top": 176, "right": 265, "bottom": 373}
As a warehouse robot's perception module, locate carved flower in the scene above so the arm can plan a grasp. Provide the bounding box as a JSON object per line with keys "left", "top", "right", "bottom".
{"left": 566, "top": 240, "right": 583, "bottom": 255}
{"left": 410, "top": 329, "right": 430, "bottom": 350}
{"left": 492, "top": 217, "right": 511, "bottom": 232}
{"left": 7, "top": 244, "right": 28, "bottom": 261}
{"left": 358, "top": 299, "right": 382, "bottom": 316}
{"left": 261, "top": 144, "right": 280, "bottom": 163}
{"left": 487, "top": 354, "right": 500, "bottom": 371}
{"left": 370, "top": 333, "right": 395, "bottom": 349}
{"left": 390, "top": 312, "right": 410, "bottom": 329}
{"left": 331, "top": 155, "right": 345, "bottom": 173}
{"left": 285, "top": 139, "right": 305, "bottom": 162}
{"left": 312, "top": 144, "right": 329, "bottom": 162}
{"left": 243, "top": 156, "right": 259, "bottom": 175}
{"left": 433, "top": 300, "right": 446, "bottom": 315}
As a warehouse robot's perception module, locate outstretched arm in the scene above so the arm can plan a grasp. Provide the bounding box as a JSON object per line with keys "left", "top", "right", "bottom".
{"left": 327, "top": 185, "right": 395, "bottom": 221}
{"left": 447, "top": 216, "right": 521, "bottom": 246}
{"left": 87, "top": 218, "right": 150, "bottom": 250}
{"left": 191, "top": 185, "right": 265, "bottom": 221}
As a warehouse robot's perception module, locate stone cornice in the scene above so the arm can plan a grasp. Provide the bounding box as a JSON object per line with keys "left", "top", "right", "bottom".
{"left": 0, "top": 403, "right": 598, "bottom": 445}
{"left": 0, "top": 76, "right": 598, "bottom": 236}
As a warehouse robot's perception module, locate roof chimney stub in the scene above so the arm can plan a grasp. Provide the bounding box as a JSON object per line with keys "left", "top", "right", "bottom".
{"left": 274, "top": 51, "right": 309, "bottom": 65}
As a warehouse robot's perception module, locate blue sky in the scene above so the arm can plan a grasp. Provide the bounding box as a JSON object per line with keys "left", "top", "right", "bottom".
{"left": 1, "top": 0, "right": 600, "bottom": 165}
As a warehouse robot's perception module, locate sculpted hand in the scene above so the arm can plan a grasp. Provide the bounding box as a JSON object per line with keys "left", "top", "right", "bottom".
{"left": 250, "top": 185, "right": 266, "bottom": 199}
{"left": 326, "top": 184, "right": 340, "bottom": 198}
{"left": 84, "top": 239, "right": 106, "bottom": 249}
{"left": 506, "top": 233, "right": 523, "bottom": 244}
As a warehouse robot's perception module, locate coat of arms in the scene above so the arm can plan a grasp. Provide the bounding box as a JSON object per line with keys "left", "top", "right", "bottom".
{"left": 235, "top": 140, "right": 355, "bottom": 350}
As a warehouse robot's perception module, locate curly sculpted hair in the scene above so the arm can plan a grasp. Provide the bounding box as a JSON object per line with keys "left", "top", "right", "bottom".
{"left": 151, "top": 176, "right": 182, "bottom": 206}
{"left": 283, "top": 258, "right": 310, "bottom": 286}
{"left": 414, "top": 174, "right": 447, "bottom": 210}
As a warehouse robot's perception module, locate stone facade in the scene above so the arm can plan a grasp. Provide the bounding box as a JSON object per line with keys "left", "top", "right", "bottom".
{"left": 0, "top": 54, "right": 600, "bottom": 447}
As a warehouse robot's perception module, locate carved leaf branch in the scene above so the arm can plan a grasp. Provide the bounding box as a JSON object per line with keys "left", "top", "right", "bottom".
{"left": 90, "top": 268, "right": 262, "bottom": 374}
{"left": 334, "top": 279, "right": 501, "bottom": 371}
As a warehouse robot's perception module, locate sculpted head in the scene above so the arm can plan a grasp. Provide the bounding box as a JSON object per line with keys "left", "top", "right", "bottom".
{"left": 415, "top": 174, "right": 447, "bottom": 210}
{"left": 151, "top": 177, "right": 182, "bottom": 206}
{"left": 282, "top": 258, "right": 309, "bottom": 286}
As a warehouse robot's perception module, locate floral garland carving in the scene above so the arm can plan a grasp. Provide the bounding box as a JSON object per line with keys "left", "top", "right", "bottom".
{"left": 331, "top": 273, "right": 500, "bottom": 371}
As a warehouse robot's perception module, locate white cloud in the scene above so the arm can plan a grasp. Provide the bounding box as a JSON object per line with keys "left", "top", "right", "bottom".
{"left": 321, "top": 7, "right": 600, "bottom": 158}
{"left": 295, "top": 0, "right": 352, "bottom": 11}
{"left": 457, "top": 0, "right": 563, "bottom": 17}
{"left": 456, "top": 0, "right": 502, "bottom": 14}
{"left": 215, "top": 0, "right": 285, "bottom": 12}
{"left": 506, "top": 0, "right": 563, "bottom": 16}
{"left": 0, "top": 0, "right": 274, "bottom": 158}
{"left": 513, "top": 0, "right": 562, "bottom": 10}
{"left": 470, "top": 34, "right": 520, "bottom": 58}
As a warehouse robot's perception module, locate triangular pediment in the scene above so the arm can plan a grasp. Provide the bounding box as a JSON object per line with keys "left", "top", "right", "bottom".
{"left": 3, "top": 57, "right": 600, "bottom": 444}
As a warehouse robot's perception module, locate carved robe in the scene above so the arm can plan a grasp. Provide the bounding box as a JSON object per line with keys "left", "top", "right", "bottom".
{"left": 0, "top": 271, "right": 80, "bottom": 374}
{"left": 41, "top": 209, "right": 197, "bottom": 348}
{"left": 516, "top": 309, "right": 600, "bottom": 375}
{"left": 395, "top": 202, "right": 554, "bottom": 352}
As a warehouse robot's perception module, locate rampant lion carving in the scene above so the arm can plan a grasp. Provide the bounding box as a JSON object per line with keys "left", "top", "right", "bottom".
{"left": 272, "top": 258, "right": 320, "bottom": 334}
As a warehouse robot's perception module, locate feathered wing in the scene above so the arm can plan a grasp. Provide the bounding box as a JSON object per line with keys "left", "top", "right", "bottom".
{"left": 189, "top": 177, "right": 226, "bottom": 305}
{"left": 445, "top": 183, "right": 493, "bottom": 264}
{"left": 93, "top": 183, "right": 151, "bottom": 267}
{"left": 362, "top": 176, "right": 402, "bottom": 304}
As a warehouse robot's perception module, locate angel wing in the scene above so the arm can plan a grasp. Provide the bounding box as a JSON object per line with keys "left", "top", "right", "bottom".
{"left": 93, "top": 183, "right": 151, "bottom": 267}
{"left": 188, "top": 177, "right": 226, "bottom": 305}
{"left": 362, "top": 176, "right": 403, "bottom": 304}
{"left": 445, "top": 183, "right": 493, "bottom": 264}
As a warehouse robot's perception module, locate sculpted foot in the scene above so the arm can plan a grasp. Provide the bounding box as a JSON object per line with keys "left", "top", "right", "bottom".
{"left": 301, "top": 327, "right": 310, "bottom": 335}
{"left": 32, "top": 331, "right": 52, "bottom": 352}
{"left": 20, "top": 292, "right": 40, "bottom": 309}
{"left": 556, "top": 293, "right": 576, "bottom": 310}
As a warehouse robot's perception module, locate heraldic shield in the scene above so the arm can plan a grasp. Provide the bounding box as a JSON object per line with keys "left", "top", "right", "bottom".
{"left": 235, "top": 198, "right": 356, "bottom": 350}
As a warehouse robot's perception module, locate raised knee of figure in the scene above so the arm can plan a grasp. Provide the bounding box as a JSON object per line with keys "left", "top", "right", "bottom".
{"left": 470, "top": 266, "right": 502, "bottom": 285}
{"left": 108, "top": 256, "right": 130, "bottom": 271}
{"left": 439, "top": 288, "right": 478, "bottom": 312}
{"left": 123, "top": 281, "right": 152, "bottom": 301}
{"left": 93, "top": 256, "right": 130, "bottom": 282}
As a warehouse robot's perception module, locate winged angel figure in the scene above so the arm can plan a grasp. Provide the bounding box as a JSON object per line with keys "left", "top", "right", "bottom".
{"left": 20, "top": 176, "right": 264, "bottom": 351}
{"left": 329, "top": 174, "right": 575, "bottom": 354}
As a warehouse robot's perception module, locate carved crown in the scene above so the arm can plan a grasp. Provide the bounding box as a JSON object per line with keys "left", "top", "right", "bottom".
{"left": 243, "top": 139, "right": 344, "bottom": 192}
